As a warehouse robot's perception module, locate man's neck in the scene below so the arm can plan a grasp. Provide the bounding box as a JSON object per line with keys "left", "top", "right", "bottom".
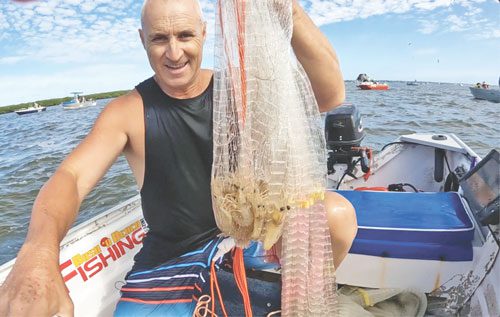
{"left": 155, "top": 69, "right": 213, "bottom": 99}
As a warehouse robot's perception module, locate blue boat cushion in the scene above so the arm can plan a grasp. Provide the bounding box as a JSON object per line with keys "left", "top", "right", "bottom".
{"left": 336, "top": 190, "right": 474, "bottom": 261}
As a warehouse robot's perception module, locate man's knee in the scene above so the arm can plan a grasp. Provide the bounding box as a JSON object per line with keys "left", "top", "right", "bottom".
{"left": 325, "top": 191, "right": 357, "bottom": 237}
{"left": 324, "top": 191, "right": 358, "bottom": 267}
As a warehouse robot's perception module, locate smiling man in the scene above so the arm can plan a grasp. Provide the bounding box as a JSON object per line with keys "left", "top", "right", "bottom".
{"left": 0, "top": 0, "right": 355, "bottom": 316}
{"left": 140, "top": 0, "right": 210, "bottom": 99}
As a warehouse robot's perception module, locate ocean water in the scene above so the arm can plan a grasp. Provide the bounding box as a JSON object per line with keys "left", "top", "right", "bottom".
{"left": 0, "top": 81, "right": 498, "bottom": 265}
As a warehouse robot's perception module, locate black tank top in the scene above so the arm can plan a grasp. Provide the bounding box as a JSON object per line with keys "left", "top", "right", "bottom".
{"left": 132, "top": 76, "right": 219, "bottom": 270}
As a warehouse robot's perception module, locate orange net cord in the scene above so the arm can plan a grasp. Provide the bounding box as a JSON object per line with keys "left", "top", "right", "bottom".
{"left": 236, "top": 1, "right": 247, "bottom": 126}
{"left": 210, "top": 261, "right": 228, "bottom": 317}
{"left": 233, "top": 247, "right": 253, "bottom": 317}
{"left": 217, "top": 1, "right": 246, "bottom": 127}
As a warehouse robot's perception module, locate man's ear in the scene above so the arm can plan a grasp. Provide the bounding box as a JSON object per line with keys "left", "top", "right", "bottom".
{"left": 202, "top": 22, "right": 207, "bottom": 42}
{"left": 139, "top": 29, "right": 146, "bottom": 49}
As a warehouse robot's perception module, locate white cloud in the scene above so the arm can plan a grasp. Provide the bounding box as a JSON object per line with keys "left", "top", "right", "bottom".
{"left": 418, "top": 19, "right": 439, "bottom": 34}
{"left": 0, "top": 0, "right": 143, "bottom": 64}
{"left": 0, "top": 56, "right": 25, "bottom": 64}
{"left": 301, "top": 0, "right": 456, "bottom": 25}
{"left": 297, "top": 0, "right": 498, "bottom": 41}
{"left": 415, "top": 0, "right": 499, "bottom": 39}
{"left": 414, "top": 0, "right": 452, "bottom": 11}
{"left": 446, "top": 15, "right": 468, "bottom": 32}
{"left": 413, "top": 48, "right": 438, "bottom": 56}
{"left": 38, "top": 18, "right": 54, "bottom": 32}
{"left": 35, "top": 3, "right": 57, "bottom": 16}
{"left": 80, "top": 2, "right": 98, "bottom": 13}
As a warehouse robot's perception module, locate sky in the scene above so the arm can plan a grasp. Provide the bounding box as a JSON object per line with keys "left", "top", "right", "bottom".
{"left": 0, "top": 0, "right": 499, "bottom": 107}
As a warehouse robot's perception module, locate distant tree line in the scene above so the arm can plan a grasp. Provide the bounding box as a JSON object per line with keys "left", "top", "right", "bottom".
{"left": 0, "top": 90, "right": 130, "bottom": 115}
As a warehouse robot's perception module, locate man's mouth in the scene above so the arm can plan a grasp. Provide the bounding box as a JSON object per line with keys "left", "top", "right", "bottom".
{"left": 166, "top": 61, "right": 188, "bottom": 70}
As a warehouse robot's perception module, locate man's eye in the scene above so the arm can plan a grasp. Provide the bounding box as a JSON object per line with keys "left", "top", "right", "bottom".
{"left": 179, "top": 33, "right": 194, "bottom": 39}
{"left": 152, "top": 36, "right": 168, "bottom": 42}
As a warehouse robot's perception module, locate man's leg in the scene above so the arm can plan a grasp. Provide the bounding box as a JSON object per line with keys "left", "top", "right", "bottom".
{"left": 324, "top": 191, "right": 358, "bottom": 269}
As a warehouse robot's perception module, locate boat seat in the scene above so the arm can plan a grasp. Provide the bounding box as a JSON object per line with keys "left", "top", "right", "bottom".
{"left": 336, "top": 190, "right": 474, "bottom": 261}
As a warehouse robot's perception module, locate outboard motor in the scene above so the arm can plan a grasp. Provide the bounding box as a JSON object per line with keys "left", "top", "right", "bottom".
{"left": 325, "top": 104, "right": 369, "bottom": 175}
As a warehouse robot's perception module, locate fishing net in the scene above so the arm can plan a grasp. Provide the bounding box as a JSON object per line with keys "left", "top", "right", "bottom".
{"left": 212, "top": 0, "right": 337, "bottom": 315}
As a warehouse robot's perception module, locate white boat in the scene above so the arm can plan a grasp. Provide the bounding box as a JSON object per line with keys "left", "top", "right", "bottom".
{"left": 469, "top": 87, "right": 500, "bottom": 103}
{"left": 62, "top": 99, "right": 97, "bottom": 110}
{"left": 0, "top": 107, "right": 498, "bottom": 316}
{"left": 14, "top": 103, "right": 47, "bottom": 115}
{"left": 62, "top": 92, "right": 97, "bottom": 110}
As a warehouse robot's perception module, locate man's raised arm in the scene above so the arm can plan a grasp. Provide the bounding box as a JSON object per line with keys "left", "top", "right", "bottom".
{"left": 291, "top": 0, "right": 345, "bottom": 112}
{"left": 0, "top": 96, "right": 132, "bottom": 317}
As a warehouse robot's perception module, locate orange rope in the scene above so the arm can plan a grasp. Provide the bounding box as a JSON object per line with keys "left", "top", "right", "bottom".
{"left": 351, "top": 146, "right": 373, "bottom": 181}
{"left": 218, "top": 0, "right": 243, "bottom": 130}
{"left": 210, "top": 261, "right": 228, "bottom": 317}
{"left": 233, "top": 247, "right": 253, "bottom": 317}
{"left": 363, "top": 148, "right": 373, "bottom": 181}
{"left": 354, "top": 186, "right": 388, "bottom": 191}
{"left": 210, "top": 261, "right": 215, "bottom": 315}
{"left": 235, "top": 0, "right": 247, "bottom": 126}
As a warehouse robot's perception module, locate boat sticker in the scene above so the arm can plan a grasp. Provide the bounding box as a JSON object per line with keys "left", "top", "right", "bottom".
{"left": 60, "top": 220, "right": 148, "bottom": 284}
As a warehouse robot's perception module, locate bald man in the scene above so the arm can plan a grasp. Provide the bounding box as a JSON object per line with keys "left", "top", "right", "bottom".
{"left": 0, "top": 0, "right": 356, "bottom": 316}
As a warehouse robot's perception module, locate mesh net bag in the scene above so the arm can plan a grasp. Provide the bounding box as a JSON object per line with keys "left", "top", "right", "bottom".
{"left": 212, "top": 0, "right": 337, "bottom": 315}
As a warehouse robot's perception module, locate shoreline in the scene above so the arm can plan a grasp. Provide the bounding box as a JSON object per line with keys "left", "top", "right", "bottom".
{"left": 0, "top": 90, "right": 130, "bottom": 115}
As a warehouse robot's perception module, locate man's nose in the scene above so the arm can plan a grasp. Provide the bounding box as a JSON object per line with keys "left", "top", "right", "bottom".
{"left": 166, "top": 38, "right": 183, "bottom": 62}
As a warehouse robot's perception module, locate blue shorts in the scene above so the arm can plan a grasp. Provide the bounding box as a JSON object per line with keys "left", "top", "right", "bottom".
{"left": 114, "top": 238, "right": 281, "bottom": 316}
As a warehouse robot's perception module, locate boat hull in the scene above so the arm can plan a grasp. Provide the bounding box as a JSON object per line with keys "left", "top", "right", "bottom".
{"left": 469, "top": 87, "right": 500, "bottom": 103}
{"left": 358, "top": 83, "right": 389, "bottom": 90}
{"left": 0, "top": 196, "right": 145, "bottom": 316}
{"left": 62, "top": 101, "right": 97, "bottom": 110}
{"left": 14, "top": 107, "right": 46, "bottom": 115}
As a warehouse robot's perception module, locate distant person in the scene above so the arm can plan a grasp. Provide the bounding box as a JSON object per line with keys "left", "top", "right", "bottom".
{"left": 476, "top": 82, "right": 481, "bottom": 88}
{"left": 481, "top": 81, "right": 489, "bottom": 89}
{"left": 0, "top": 0, "right": 356, "bottom": 316}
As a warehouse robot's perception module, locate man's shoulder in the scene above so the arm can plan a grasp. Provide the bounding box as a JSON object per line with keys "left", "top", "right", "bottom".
{"left": 105, "top": 89, "right": 143, "bottom": 113}
{"left": 94, "top": 89, "right": 144, "bottom": 132}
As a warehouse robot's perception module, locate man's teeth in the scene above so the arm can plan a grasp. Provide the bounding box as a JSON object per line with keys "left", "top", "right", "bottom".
{"left": 167, "top": 63, "right": 186, "bottom": 69}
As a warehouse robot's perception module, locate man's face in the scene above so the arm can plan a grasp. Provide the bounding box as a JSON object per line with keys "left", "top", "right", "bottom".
{"left": 140, "top": 0, "right": 205, "bottom": 96}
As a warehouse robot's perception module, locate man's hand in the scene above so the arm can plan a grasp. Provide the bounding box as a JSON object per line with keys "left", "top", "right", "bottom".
{"left": 0, "top": 246, "right": 73, "bottom": 317}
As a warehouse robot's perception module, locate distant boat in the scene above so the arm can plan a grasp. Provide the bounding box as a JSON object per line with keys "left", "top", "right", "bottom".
{"left": 407, "top": 80, "right": 418, "bottom": 86}
{"left": 357, "top": 82, "right": 389, "bottom": 90}
{"left": 356, "top": 73, "right": 389, "bottom": 90}
{"left": 61, "top": 92, "right": 97, "bottom": 110}
{"left": 469, "top": 87, "right": 500, "bottom": 103}
{"left": 14, "top": 103, "right": 47, "bottom": 115}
